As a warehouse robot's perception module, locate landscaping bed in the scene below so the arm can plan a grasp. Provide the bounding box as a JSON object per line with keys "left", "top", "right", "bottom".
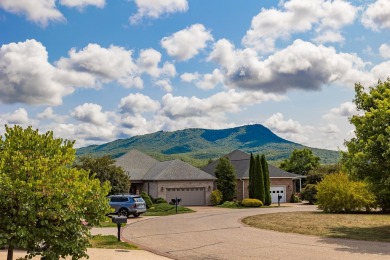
{"left": 90, "top": 235, "right": 137, "bottom": 249}
{"left": 143, "top": 203, "right": 194, "bottom": 216}
{"left": 242, "top": 211, "right": 390, "bottom": 242}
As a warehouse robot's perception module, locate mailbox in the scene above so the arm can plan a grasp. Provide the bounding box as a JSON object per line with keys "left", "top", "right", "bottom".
{"left": 112, "top": 216, "right": 127, "bottom": 224}
{"left": 111, "top": 215, "right": 127, "bottom": 241}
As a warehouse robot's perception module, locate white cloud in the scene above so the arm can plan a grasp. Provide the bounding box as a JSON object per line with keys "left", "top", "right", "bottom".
{"left": 313, "top": 30, "right": 344, "bottom": 44}
{"left": 242, "top": 0, "right": 357, "bottom": 53}
{"left": 161, "top": 24, "right": 213, "bottom": 61}
{"left": 59, "top": 0, "right": 105, "bottom": 9}
{"left": 180, "top": 72, "right": 200, "bottom": 82}
{"left": 130, "top": 0, "right": 188, "bottom": 24}
{"left": 37, "top": 107, "right": 68, "bottom": 123}
{"left": 137, "top": 48, "right": 176, "bottom": 78}
{"left": 119, "top": 93, "right": 160, "bottom": 115}
{"left": 370, "top": 60, "right": 390, "bottom": 81}
{"left": 0, "top": 0, "right": 64, "bottom": 26}
{"left": 0, "top": 39, "right": 73, "bottom": 105}
{"left": 323, "top": 102, "right": 357, "bottom": 119}
{"left": 180, "top": 70, "right": 223, "bottom": 90}
{"left": 2, "top": 108, "right": 29, "bottom": 124}
{"left": 71, "top": 103, "right": 108, "bottom": 126}
{"left": 154, "top": 79, "right": 173, "bottom": 92}
{"left": 56, "top": 43, "right": 140, "bottom": 88}
{"left": 209, "top": 39, "right": 374, "bottom": 93}
{"left": 362, "top": 0, "right": 390, "bottom": 31}
{"left": 379, "top": 44, "right": 390, "bottom": 58}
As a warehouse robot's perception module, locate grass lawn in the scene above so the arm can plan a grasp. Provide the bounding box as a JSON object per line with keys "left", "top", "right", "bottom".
{"left": 242, "top": 211, "right": 390, "bottom": 242}
{"left": 143, "top": 203, "right": 194, "bottom": 216}
{"left": 90, "top": 235, "right": 138, "bottom": 249}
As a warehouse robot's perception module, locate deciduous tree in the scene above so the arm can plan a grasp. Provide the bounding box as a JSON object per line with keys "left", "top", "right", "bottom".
{"left": 0, "top": 125, "right": 111, "bottom": 260}
{"left": 280, "top": 148, "right": 320, "bottom": 176}
{"left": 215, "top": 156, "right": 236, "bottom": 202}
{"left": 342, "top": 79, "right": 390, "bottom": 211}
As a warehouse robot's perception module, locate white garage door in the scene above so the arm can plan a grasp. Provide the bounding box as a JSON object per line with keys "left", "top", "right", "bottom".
{"left": 166, "top": 187, "right": 206, "bottom": 206}
{"left": 270, "top": 186, "right": 286, "bottom": 203}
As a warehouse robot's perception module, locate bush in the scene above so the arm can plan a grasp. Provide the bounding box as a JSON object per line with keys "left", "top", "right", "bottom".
{"left": 210, "top": 189, "right": 223, "bottom": 205}
{"left": 241, "top": 198, "right": 263, "bottom": 207}
{"left": 301, "top": 184, "right": 318, "bottom": 204}
{"left": 140, "top": 192, "right": 153, "bottom": 209}
{"left": 317, "top": 172, "right": 376, "bottom": 213}
{"left": 219, "top": 201, "right": 241, "bottom": 208}
{"left": 153, "top": 197, "right": 167, "bottom": 204}
{"left": 290, "top": 193, "right": 301, "bottom": 203}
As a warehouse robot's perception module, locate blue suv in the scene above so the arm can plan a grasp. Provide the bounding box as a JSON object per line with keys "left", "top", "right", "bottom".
{"left": 107, "top": 194, "right": 147, "bottom": 217}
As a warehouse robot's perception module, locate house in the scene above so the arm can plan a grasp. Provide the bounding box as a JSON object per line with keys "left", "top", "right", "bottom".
{"left": 115, "top": 149, "right": 216, "bottom": 206}
{"left": 202, "top": 150, "right": 305, "bottom": 203}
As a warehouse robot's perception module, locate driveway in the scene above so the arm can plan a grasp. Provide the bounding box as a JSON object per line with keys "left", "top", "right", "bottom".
{"left": 122, "top": 204, "right": 390, "bottom": 260}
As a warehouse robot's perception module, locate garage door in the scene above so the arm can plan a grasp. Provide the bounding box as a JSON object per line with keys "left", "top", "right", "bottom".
{"left": 270, "top": 186, "right": 286, "bottom": 203}
{"left": 166, "top": 187, "right": 205, "bottom": 206}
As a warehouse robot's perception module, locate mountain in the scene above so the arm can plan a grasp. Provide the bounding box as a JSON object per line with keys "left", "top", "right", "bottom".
{"left": 76, "top": 124, "right": 340, "bottom": 167}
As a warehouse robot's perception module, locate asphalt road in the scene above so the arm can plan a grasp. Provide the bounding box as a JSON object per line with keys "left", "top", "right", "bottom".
{"left": 122, "top": 204, "right": 390, "bottom": 260}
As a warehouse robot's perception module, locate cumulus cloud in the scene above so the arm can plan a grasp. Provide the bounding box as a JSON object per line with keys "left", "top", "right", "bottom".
{"left": 313, "top": 30, "right": 344, "bottom": 44}
{"left": 154, "top": 79, "right": 173, "bottom": 92}
{"left": 137, "top": 48, "right": 176, "bottom": 78}
{"left": 0, "top": 0, "right": 64, "bottom": 26}
{"left": 362, "top": 0, "right": 390, "bottom": 31}
{"left": 130, "top": 0, "right": 188, "bottom": 24}
{"left": 161, "top": 24, "right": 213, "bottom": 61}
{"left": 208, "top": 39, "right": 374, "bottom": 93}
{"left": 242, "top": 0, "right": 357, "bottom": 53}
{"left": 323, "top": 102, "right": 357, "bottom": 119}
{"left": 180, "top": 72, "right": 200, "bottom": 82}
{"left": 71, "top": 103, "right": 108, "bottom": 126}
{"left": 2, "top": 108, "right": 30, "bottom": 124}
{"left": 119, "top": 93, "right": 160, "bottom": 115}
{"left": 56, "top": 43, "right": 141, "bottom": 88}
{"left": 181, "top": 70, "right": 224, "bottom": 90}
{"left": 59, "top": 0, "right": 105, "bottom": 9}
{"left": 379, "top": 44, "right": 390, "bottom": 58}
{"left": 0, "top": 39, "right": 73, "bottom": 105}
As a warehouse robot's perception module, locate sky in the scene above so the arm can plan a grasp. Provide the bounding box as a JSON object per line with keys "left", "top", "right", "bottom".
{"left": 0, "top": 0, "right": 389, "bottom": 150}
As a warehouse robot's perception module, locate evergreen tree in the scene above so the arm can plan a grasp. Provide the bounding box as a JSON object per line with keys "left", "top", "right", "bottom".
{"left": 215, "top": 156, "right": 236, "bottom": 202}
{"left": 253, "top": 155, "right": 265, "bottom": 202}
{"left": 261, "top": 154, "right": 272, "bottom": 205}
{"left": 248, "top": 153, "right": 255, "bottom": 198}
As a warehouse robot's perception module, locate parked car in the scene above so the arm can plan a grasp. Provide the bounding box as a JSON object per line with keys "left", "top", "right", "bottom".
{"left": 107, "top": 194, "right": 147, "bottom": 217}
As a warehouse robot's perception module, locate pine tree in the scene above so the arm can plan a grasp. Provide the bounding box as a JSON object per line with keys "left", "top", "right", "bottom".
{"left": 248, "top": 153, "right": 255, "bottom": 198}
{"left": 261, "top": 154, "right": 272, "bottom": 205}
{"left": 254, "top": 155, "right": 265, "bottom": 202}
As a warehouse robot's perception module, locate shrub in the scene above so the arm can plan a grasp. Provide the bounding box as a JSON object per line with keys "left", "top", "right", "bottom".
{"left": 219, "top": 201, "right": 240, "bottom": 208}
{"left": 140, "top": 192, "right": 153, "bottom": 209}
{"left": 241, "top": 198, "right": 263, "bottom": 207}
{"left": 301, "top": 184, "right": 318, "bottom": 204}
{"left": 153, "top": 197, "right": 167, "bottom": 204}
{"left": 290, "top": 193, "right": 301, "bottom": 203}
{"left": 210, "top": 189, "right": 223, "bottom": 205}
{"left": 316, "top": 172, "right": 376, "bottom": 213}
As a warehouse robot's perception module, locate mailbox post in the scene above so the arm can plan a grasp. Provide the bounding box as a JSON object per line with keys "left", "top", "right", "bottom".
{"left": 278, "top": 194, "right": 282, "bottom": 207}
{"left": 171, "top": 197, "right": 181, "bottom": 213}
{"left": 112, "top": 215, "right": 127, "bottom": 241}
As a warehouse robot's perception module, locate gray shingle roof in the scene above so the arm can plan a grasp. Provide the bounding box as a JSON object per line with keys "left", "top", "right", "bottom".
{"left": 144, "top": 159, "right": 216, "bottom": 181}
{"left": 115, "top": 149, "right": 215, "bottom": 181}
{"left": 115, "top": 149, "right": 159, "bottom": 180}
{"left": 201, "top": 150, "right": 305, "bottom": 179}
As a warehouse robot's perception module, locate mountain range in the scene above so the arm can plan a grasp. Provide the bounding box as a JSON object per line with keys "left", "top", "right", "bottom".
{"left": 76, "top": 124, "right": 340, "bottom": 167}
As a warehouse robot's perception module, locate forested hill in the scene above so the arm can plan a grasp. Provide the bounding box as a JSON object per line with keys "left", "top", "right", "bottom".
{"left": 76, "top": 124, "right": 340, "bottom": 167}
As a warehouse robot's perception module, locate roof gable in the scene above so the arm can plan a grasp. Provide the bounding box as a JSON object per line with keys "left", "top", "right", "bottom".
{"left": 115, "top": 149, "right": 159, "bottom": 180}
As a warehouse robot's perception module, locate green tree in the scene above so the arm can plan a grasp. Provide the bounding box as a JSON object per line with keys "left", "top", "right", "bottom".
{"left": 215, "top": 157, "right": 236, "bottom": 202}
{"left": 261, "top": 154, "right": 272, "bottom": 205}
{"left": 316, "top": 172, "right": 376, "bottom": 213}
{"left": 74, "top": 155, "right": 130, "bottom": 195}
{"left": 280, "top": 148, "right": 320, "bottom": 176}
{"left": 305, "top": 164, "right": 341, "bottom": 185}
{"left": 210, "top": 189, "right": 223, "bottom": 206}
{"left": 253, "top": 155, "right": 265, "bottom": 203}
{"left": 0, "top": 125, "right": 111, "bottom": 260}
{"left": 342, "top": 79, "right": 390, "bottom": 211}
{"left": 248, "top": 153, "right": 255, "bottom": 198}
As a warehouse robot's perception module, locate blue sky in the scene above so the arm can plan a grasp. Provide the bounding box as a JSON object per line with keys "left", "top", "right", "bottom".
{"left": 0, "top": 0, "right": 389, "bottom": 150}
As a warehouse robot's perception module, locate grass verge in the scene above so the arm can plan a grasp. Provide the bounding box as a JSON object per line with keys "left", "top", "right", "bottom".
{"left": 90, "top": 235, "right": 137, "bottom": 249}
{"left": 143, "top": 203, "right": 194, "bottom": 216}
{"left": 243, "top": 211, "right": 390, "bottom": 242}
{"left": 97, "top": 217, "right": 126, "bottom": 228}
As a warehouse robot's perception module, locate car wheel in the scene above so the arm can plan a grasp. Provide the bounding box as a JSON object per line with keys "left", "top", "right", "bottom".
{"left": 133, "top": 213, "right": 140, "bottom": 218}
{"left": 118, "top": 208, "right": 128, "bottom": 217}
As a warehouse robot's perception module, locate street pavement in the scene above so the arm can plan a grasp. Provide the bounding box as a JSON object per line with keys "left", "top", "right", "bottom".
{"left": 121, "top": 204, "right": 390, "bottom": 260}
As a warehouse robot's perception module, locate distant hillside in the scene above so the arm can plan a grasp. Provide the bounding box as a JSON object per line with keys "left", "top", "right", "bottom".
{"left": 76, "top": 124, "right": 340, "bottom": 167}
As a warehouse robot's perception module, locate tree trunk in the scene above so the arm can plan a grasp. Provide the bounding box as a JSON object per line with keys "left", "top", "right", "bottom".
{"left": 7, "top": 245, "right": 13, "bottom": 260}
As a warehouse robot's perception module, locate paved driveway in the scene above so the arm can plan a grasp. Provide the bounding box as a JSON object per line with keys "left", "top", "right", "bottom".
{"left": 122, "top": 204, "right": 390, "bottom": 260}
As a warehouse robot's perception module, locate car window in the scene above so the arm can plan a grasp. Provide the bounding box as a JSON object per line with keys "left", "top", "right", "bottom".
{"left": 134, "top": 197, "right": 144, "bottom": 202}
{"left": 110, "top": 197, "right": 129, "bottom": 202}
